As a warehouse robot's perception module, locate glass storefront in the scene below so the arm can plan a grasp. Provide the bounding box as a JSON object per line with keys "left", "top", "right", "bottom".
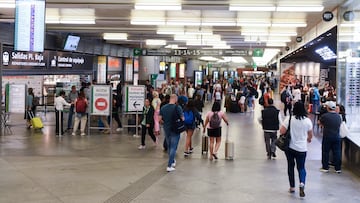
{"left": 337, "top": 3, "right": 360, "bottom": 135}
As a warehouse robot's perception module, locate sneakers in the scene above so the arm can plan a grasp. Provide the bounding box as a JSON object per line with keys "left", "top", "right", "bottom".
{"left": 116, "top": 128, "right": 123, "bottom": 132}
{"left": 320, "top": 168, "right": 329, "bottom": 173}
{"left": 171, "top": 160, "right": 176, "bottom": 168}
{"left": 166, "top": 167, "right": 176, "bottom": 172}
{"left": 72, "top": 132, "right": 76, "bottom": 136}
{"left": 336, "top": 170, "right": 342, "bottom": 174}
{"left": 271, "top": 152, "right": 277, "bottom": 158}
{"left": 103, "top": 130, "right": 110, "bottom": 134}
{"left": 189, "top": 148, "right": 194, "bottom": 153}
{"left": 299, "top": 183, "right": 305, "bottom": 197}
{"left": 184, "top": 151, "right": 190, "bottom": 156}
{"left": 80, "top": 133, "right": 86, "bottom": 136}
{"left": 138, "top": 145, "right": 146, "bottom": 150}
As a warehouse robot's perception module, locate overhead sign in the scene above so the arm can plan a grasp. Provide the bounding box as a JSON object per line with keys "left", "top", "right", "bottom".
{"left": 252, "top": 48, "right": 264, "bottom": 57}
{"left": 91, "top": 85, "right": 111, "bottom": 116}
{"left": 139, "top": 49, "right": 250, "bottom": 57}
{"left": 125, "top": 85, "right": 145, "bottom": 112}
{"left": 2, "top": 47, "right": 94, "bottom": 70}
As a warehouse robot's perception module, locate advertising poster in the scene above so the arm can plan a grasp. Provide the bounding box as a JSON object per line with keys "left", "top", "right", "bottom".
{"left": 170, "top": 63, "right": 176, "bottom": 78}
{"left": 97, "top": 56, "right": 106, "bottom": 84}
{"left": 6, "top": 84, "right": 26, "bottom": 113}
{"left": 179, "top": 64, "right": 185, "bottom": 78}
{"left": 194, "top": 71, "right": 203, "bottom": 86}
{"left": 91, "top": 85, "right": 111, "bottom": 116}
{"left": 107, "top": 56, "right": 122, "bottom": 72}
{"left": 125, "top": 59, "right": 133, "bottom": 82}
{"left": 134, "top": 59, "right": 139, "bottom": 72}
{"left": 280, "top": 63, "right": 296, "bottom": 92}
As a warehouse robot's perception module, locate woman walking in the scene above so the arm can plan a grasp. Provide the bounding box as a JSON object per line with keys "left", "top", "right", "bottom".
{"left": 138, "top": 99, "right": 157, "bottom": 149}
{"left": 279, "top": 102, "right": 313, "bottom": 197}
{"left": 183, "top": 100, "right": 204, "bottom": 156}
{"left": 152, "top": 91, "right": 161, "bottom": 136}
{"left": 203, "top": 101, "right": 229, "bottom": 160}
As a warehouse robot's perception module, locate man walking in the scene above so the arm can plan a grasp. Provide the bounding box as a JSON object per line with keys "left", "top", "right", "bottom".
{"left": 261, "top": 98, "right": 281, "bottom": 159}
{"left": 67, "top": 85, "right": 78, "bottom": 131}
{"left": 319, "top": 101, "right": 342, "bottom": 173}
{"left": 159, "top": 94, "right": 184, "bottom": 172}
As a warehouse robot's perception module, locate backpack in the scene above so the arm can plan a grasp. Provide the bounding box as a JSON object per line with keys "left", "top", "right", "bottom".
{"left": 281, "top": 91, "right": 287, "bottom": 103}
{"left": 76, "top": 98, "right": 87, "bottom": 113}
{"left": 209, "top": 112, "right": 221, "bottom": 128}
{"left": 184, "top": 110, "right": 195, "bottom": 125}
{"left": 258, "top": 95, "right": 265, "bottom": 105}
{"left": 32, "top": 96, "right": 40, "bottom": 106}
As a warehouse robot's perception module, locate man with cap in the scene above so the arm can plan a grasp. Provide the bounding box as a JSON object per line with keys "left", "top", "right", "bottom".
{"left": 318, "top": 101, "right": 342, "bottom": 173}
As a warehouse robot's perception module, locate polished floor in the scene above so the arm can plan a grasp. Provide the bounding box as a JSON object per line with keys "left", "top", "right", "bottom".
{"left": 0, "top": 98, "right": 360, "bottom": 203}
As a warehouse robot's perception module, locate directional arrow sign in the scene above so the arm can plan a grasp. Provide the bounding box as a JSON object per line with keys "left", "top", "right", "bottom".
{"left": 126, "top": 85, "right": 145, "bottom": 112}
{"left": 133, "top": 48, "right": 142, "bottom": 56}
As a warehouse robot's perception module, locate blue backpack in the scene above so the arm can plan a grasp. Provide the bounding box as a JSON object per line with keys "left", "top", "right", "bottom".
{"left": 184, "top": 110, "right": 195, "bottom": 125}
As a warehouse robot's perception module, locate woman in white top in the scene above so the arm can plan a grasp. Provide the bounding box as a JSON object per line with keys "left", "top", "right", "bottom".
{"left": 280, "top": 101, "right": 313, "bottom": 197}
{"left": 152, "top": 91, "right": 162, "bottom": 136}
{"left": 292, "top": 86, "right": 302, "bottom": 103}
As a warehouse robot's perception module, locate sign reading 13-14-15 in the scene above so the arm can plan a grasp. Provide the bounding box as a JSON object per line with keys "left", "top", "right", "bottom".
{"left": 125, "top": 85, "right": 145, "bottom": 112}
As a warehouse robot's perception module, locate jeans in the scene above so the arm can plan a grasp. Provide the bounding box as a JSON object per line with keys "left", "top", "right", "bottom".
{"left": 67, "top": 105, "right": 74, "bottom": 129}
{"left": 264, "top": 132, "right": 277, "bottom": 156}
{"left": 312, "top": 100, "right": 320, "bottom": 113}
{"left": 113, "top": 110, "right": 122, "bottom": 128}
{"left": 141, "top": 125, "right": 156, "bottom": 146}
{"left": 322, "top": 135, "right": 341, "bottom": 171}
{"left": 285, "top": 148, "right": 307, "bottom": 188}
{"left": 165, "top": 130, "right": 180, "bottom": 167}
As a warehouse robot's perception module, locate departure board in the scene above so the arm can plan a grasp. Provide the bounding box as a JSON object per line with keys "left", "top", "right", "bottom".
{"left": 14, "top": 0, "right": 45, "bottom": 52}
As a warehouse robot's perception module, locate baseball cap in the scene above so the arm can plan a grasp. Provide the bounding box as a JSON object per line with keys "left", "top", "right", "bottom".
{"left": 325, "top": 101, "right": 336, "bottom": 110}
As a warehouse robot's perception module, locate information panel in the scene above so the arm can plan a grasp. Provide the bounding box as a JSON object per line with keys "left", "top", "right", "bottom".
{"left": 6, "top": 84, "right": 26, "bottom": 113}
{"left": 14, "top": 0, "right": 45, "bottom": 52}
{"left": 125, "top": 85, "right": 145, "bottom": 112}
{"left": 91, "top": 85, "right": 111, "bottom": 116}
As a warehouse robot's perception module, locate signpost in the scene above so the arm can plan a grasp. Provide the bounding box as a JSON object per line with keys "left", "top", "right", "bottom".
{"left": 125, "top": 85, "right": 145, "bottom": 112}
{"left": 91, "top": 85, "right": 111, "bottom": 116}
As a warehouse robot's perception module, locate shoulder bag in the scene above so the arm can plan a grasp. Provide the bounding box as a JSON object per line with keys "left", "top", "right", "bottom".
{"left": 275, "top": 116, "right": 291, "bottom": 151}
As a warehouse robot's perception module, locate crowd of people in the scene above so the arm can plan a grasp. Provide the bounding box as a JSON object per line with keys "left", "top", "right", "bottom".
{"left": 24, "top": 75, "right": 347, "bottom": 198}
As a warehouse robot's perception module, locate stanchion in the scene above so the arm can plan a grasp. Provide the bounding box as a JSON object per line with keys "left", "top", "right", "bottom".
{"left": 0, "top": 43, "right": 3, "bottom": 137}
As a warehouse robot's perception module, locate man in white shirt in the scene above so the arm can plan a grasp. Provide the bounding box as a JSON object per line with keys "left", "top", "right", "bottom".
{"left": 54, "top": 90, "right": 72, "bottom": 136}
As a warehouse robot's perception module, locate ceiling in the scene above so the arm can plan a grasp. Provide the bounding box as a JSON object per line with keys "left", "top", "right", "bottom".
{"left": 0, "top": 0, "right": 346, "bottom": 66}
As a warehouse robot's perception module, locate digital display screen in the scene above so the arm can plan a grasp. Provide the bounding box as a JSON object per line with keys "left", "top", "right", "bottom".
{"left": 107, "top": 56, "right": 122, "bottom": 71}
{"left": 64, "top": 35, "right": 80, "bottom": 51}
{"left": 14, "top": 0, "right": 45, "bottom": 52}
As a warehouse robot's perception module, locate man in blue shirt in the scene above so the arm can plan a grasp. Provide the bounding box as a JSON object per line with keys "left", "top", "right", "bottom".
{"left": 159, "top": 94, "right": 184, "bottom": 172}
{"left": 312, "top": 84, "right": 321, "bottom": 113}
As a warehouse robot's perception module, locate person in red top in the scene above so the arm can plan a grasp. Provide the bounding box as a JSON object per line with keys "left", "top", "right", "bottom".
{"left": 263, "top": 87, "right": 272, "bottom": 107}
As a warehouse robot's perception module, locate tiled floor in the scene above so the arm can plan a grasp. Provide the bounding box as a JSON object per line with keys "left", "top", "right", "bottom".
{"left": 0, "top": 99, "right": 360, "bottom": 203}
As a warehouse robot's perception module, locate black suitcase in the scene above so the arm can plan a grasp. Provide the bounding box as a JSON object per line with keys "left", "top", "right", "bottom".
{"left": 127, "top": 117, "right": 136, "bottom": 134}
{"left": 230, "top": 101, "right": 240, "bottom": 113}
{"left": 201, "top": 135, "right": 209, "bottom": 154}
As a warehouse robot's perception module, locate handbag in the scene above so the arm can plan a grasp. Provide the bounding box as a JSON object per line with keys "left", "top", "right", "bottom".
{"left": 172, "top": 105, "right": 186, "bottom": 134}
{"left": 340, "top": 121, "right": 349, "bottom": 138}
{"left": 276, "top": 116, "right": 291, "bottom": 151}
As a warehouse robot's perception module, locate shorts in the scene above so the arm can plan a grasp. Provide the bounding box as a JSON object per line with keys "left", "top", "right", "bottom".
{"left": 239, "top": 96, "right": 246, "bottom": 104}
{"left": 185, "top": 124, "right": 196, "bottom": 130}
{"left": 207, "top": 127, "right": 222, "bottom": 137}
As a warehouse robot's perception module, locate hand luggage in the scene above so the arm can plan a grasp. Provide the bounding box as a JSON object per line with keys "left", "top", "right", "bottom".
{"left": 28, "top": 111, "right": 43, "bottom": 129}
{"left": 201, "top": 134, "right": 208, "bottom": 154}
{"left": 225, "top": 126, "right": 234, "bottom": 160}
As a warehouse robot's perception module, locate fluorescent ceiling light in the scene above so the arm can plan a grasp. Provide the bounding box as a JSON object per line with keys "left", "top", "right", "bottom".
{"left": 315, "top": 46, "right": 337, "bottom": 60}
{"left": 0, "top": 1, "right": 15, "bottom": 8}
{"left": 164, "top": 44, "right": 187, "bottom": 49}
{"left": 241, "top": 32, "right": 297, "bottom": 37}
{"left": 202, "top": 21, "right": 237, "bottom": 26}
{"left": 131, "top": 20, "right": 165, "bottom": 25}
{"left": 134, "top": 3, "right": 181, "bottom": 10}
{"left": 146, "top": 39, "right": 166, "bottom": 46}
{"left": 167, "top": 20, "right": 200, "bottom": 26}
{"left": 238, "top": 23, "right": 271, "bottom": 27}
{"left": 340, "top": 22, "right": 360, "bottom": 27}
{"left": 212, "top": 45, "right": 231, "bottom": 49}
{"left": 157, "top": 30, "right": 184, "bottom": 35}
{"left": 229, "top": 5, "right": 276, "bottom": 11}
{"left": 266, "top": 42, "right": 287, "bottom": 47}
{"left": 276, "top": 6, "right": 324, "bottom": 12}
{"left": 272, "top": 23, "right": 307, "bottom": 27}
{"left": 60, "top": 19, "right": 95, "bottom": 24}
{"left": 222, "top": 57, "right": 247, "bottom": 63}
{"left": 103, "top": 33, "right": 128, "bottom": 40}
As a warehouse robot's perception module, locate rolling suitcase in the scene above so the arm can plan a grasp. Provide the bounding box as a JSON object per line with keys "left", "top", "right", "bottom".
{"left": 201, "top": 134, "right": 209, "bottom": 154}
{"left": 28, "top": 111, "right": 43, "bottom": 129}
{"left": 225, "top": 126, "right": 234, "bottom": 160}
